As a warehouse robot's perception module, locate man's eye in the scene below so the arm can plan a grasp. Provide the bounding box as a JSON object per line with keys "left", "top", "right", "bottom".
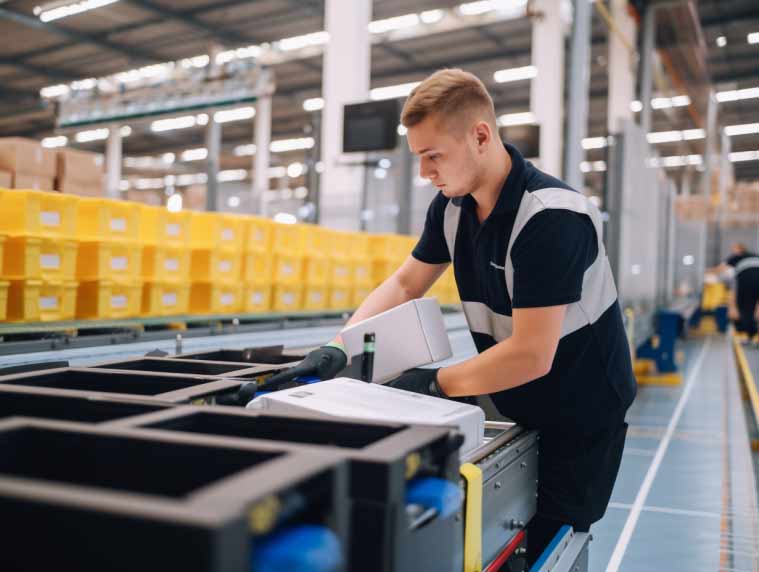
{"left": 429, "top": 154, "right": 440, "bottom": 161}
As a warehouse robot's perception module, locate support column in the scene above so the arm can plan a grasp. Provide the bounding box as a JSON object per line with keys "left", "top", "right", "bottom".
{"left": 319, "top": 0, "right": 372, "bottom": 229}
{"left": 253, "top": 95, "right": 272, "bottom": 216}
{"left": 397, "top": 144, "right": 413, "bottom": 235}
{"left": 105, "top": 126, "right": 122, "bottom": 199}
{"left": 639, "top": 5, "right": 656, "bottom": 133}
{"left": 607, "top": 0, "right": 637, "bottom": 133}
{"left": 701, "top": 90, "right": 717, "bottom": 196}
{"left": 530, "top": 0, "right": 568, "bottom": 178}
{"left": 205, "top": 117, "right": 221, "bottom": 212}
{"left": 564, "top": 0, "right": 592, "bottom": 189}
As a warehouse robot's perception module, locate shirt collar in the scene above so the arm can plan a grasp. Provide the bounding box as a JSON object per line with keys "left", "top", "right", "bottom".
{"left": 451, "top": 142, "right": 526, "bottom": 214}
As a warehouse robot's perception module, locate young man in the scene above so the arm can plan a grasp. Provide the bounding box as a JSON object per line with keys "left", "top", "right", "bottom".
{"left": 712, "top": 243, "right": 759, "bottom": 341}
{"left": 274, "top": 69, "right": 636, "bottom": 563}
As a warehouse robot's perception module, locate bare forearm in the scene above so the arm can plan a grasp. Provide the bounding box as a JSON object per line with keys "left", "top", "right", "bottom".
{"left": 438, "top": 338, "right": 550, "bottom": 397}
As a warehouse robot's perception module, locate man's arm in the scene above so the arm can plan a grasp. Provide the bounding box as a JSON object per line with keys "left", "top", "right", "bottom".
{"left": 334, "top": 256, "right": 449, "bottom": 343}
{"left": 437, "top": 305, "right": 566, "bottom": 396}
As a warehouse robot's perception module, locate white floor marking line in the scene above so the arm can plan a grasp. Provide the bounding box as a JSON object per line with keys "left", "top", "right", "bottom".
{"left": 605, "top": 338, "right": 711, "bottom": 572}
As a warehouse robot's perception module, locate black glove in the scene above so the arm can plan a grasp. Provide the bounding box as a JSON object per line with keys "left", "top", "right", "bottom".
{"left": 258, "top": 343, "right": 348, "bottom": 391}
{"left": 385, "top": 368, "right": 447, "bottom": 398}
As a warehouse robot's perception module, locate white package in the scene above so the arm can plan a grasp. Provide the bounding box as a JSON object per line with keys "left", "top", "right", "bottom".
{"left": 248, "top": 378, "right": 484, "bottom": 456}
{"left": 340, "top": 297, "right": 452, "bottom": 382}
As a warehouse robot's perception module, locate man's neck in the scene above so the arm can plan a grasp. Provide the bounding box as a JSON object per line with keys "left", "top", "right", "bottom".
{"left": 471, "top": 145, "right": 512, "bottom": 223}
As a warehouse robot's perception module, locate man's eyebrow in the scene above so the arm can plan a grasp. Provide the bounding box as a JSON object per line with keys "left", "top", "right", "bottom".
{"left": 417, "top": 148, "right": 435, "bottom": 155}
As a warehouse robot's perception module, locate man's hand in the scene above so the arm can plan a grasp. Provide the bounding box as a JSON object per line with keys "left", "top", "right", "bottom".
{"left": 386, "top": 368, "right": 447, "bottom": 397}
{"left": 260, "top": 342, "right": 348, "bottom": 389}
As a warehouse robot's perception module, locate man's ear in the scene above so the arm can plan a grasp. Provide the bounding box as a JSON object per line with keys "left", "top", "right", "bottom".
{"left": 474, "top": 121, "right": 491, "bottom": 150}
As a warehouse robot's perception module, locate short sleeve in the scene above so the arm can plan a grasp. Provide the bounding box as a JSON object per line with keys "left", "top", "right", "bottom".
{"left": 411, "top": 192, "right": 452, "bottom": 265}
{"left": 511, "top": 209, "right": 598, "bottom": 308}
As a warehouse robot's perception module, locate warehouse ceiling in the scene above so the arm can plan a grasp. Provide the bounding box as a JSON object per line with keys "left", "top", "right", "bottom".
{"left": 0, "top": 0, "right": 757, "bottom": 184}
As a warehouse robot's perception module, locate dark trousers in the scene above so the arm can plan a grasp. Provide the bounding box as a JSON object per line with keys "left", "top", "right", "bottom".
{"left": 736, "top": 268, "right": 759, "bottom": 338}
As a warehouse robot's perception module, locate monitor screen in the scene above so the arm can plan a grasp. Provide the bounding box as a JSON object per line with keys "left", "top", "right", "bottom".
{"left": 343, "top": 99, "right": 399, "bottom": 152}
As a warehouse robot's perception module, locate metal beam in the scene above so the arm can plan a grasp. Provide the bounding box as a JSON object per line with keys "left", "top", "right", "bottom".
{"left": 700, "top": 6, "right": 759, "bottom": 28}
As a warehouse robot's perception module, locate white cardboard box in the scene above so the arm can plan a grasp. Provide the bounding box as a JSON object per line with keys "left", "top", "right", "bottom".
{"left": 340, "top": 297, "right": 452, "bottom": 382}
{"left": 248, "top": 377, "right": 484, "bottom": 456}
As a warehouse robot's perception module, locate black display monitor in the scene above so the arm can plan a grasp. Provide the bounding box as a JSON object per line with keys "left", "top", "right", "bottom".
{"left": 343, "top": 99, "right": 400, "bottom": 152}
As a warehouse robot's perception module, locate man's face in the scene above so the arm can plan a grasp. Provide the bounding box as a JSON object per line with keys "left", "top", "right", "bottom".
{"left": 406, "top": 115, "right": 483, "bottom": 198}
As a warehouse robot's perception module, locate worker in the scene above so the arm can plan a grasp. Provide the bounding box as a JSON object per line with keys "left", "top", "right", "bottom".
{"left": 712, "top": 243, "right": 759, "bottom": 341}
{"left": 271, "top": 69, "right": 636, "bottom": 565}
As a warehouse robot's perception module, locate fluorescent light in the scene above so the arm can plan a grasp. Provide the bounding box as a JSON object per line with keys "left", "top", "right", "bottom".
{"left": 497, "top": 111, "right": 536, "bottom": 126}
{"left": 270, "top": 137, "right": 315, "bottom": 153}
{"left": 176, "top": 173, "right": 207, "bottom": 186}
{"left": 653, "top": 154, "right": 703, "bottom": 168}
{"left": 269, "top": 167, "right": 287, "bottom": 178}
{"left": 219, "top": 169, "right": 248, "bottom": 182}
{"left": 164, "top": 175, "right": 176, "bottom": 186}
{"left": 458, "top": 0, "right": 526, "bottom": 17}
{"left": 227, "top": 196, "right": 241, "bottom": 208}
{"left": 119, "top": 180, "right": 130, "bottom": 191}
{"left": 716, "top": 87, "right": 759, "bottom": 103}
{"left": 651, "top": 95, "right": 690, "bottom": 109}
{"left": 161, "top": 153, "right": 175, "bottom": 164}
{"left": 581, "top": 137, "right": 608, "bottom": 150}
{"left": 278, "top": 31, "right": 329, "bottom": 52}
{"left": 748, "top": 32, "right": 759, "bottom": 45}
{"left": 151, "top": 115, "right": 198, "bottom": 132}
{"left": 294, "top": 186, "right": 309, "bottom": 199}
{"left": 592, "top": 161, "right": 607, "bottom": 172}
{"left": 647, "top": 130, "right": 683, "bottom": 144}
{"left": 274, "top": 213, "right": 297, "bottom": 224}
{"left": 729, "top": 150, "right": 759, "bottom": 162}
{"left": 135, "top": 177, "right": 164, "bottom": 190}
{"left": 75, "top": 128, "right": 109, "bottom": 142}
{"left": 724, "top": 123, "right": 759, "bottom": 137}
{"left": 196, "top": 113, "right": 209, "bottom": 126}
{"left": 370, "top": 81, "right": 421, "bottom": 101}
{"left": 35, "top": 0, "right": 120, "bottom": 23}
{"left": 397, "top": 124, "right": 408, "bottom": 136}
{"left": 234, "top": 144, "right": 257, "bottom": 157}
{"left": 420, "top": 9, "right": 444, "bottom": 24}
{"left": 71, "top": 78, "right": 96, "bottom": 90}
{"left": 682, "top": 129, "right": 705, "bottom": 140}
{"left": 180, "top": 148, "right": 207, "bottom": 162}
{"left": 120, "top": 125, "right": 132, "bottom": 137}
{"left": 167, "top": 193, "right": 183, "bottom": 212}
{"left": 580, "top": 161, "right": 606, "bottom": 173}
{"left": 630, "top": 100, "right": 643, "bottom": 112}
{"left": 214, "top": 107, "right": 255, "bottom": 123}
{"left": 287, "top": 162, "right": 305, "bottom": 178}
{"left": 493, "top": 65, "right": 537, "bottom": 83}
{"left": 683, "top": 255, "right": 695, "bottom": 266}
{"left": 716, "top": 36, "right": 727, "bottom": 47}
{"left": 41, "top": 136, "right": 68, "bottom": 148}
{"left": 40, "top": 84, "right": 69, "bottom": 99}
{"left": 303, "top": 97, "right": 325, "bottom": 111}
{"left": 369, "top": 13, "right": 420, "bottom": 34}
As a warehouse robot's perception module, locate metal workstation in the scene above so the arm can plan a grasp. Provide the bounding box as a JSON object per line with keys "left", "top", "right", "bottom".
{"left": 0, "top": 0, "right": 757, "bottom": 571}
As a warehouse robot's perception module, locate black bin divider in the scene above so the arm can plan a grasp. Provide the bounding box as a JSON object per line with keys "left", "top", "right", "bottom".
{"left": 89, "top": 357, "right": 256, "bottom": 377}
{"left": 176, "top": 347, "right": 306, "bottom": 365}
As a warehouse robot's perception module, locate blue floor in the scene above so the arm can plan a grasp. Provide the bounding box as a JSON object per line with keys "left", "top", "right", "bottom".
{"left": 589, "top": 334, "right": 759, "bottom": 572}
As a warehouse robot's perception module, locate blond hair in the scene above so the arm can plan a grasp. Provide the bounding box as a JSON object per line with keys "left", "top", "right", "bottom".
{"left": 400, "top": 69, "right": 497, "bottom": 132}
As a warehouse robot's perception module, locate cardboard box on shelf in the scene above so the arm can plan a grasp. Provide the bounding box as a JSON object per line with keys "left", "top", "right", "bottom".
{"left": 127, "top": 190, "right": 163, "bottom": 206}
{"left": 12, "top": 173, "right": 55, "bottom": 191}
{"left": 0, "top": 169, "right": 10, "bottom": 188}
{"left": 0, "top": 137, "right": 56, "bottom": 177}
{"left": 56, "top": 178, "right": 102, "bottom": 197}
{"left": 56, "top": 148, "right": 103, "bottom": 185}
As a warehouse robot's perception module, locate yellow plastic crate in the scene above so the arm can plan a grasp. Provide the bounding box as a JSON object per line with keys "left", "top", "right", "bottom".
{"left": 371, "top": 234, "right": 408, "bottom": 260}
{"left": 76, "top": 198, "right": 141, "bottom": 243}
{"left": 190, "top": 283, "right": 242, "bottom": 314}
{"left": 352, "top": 286, "right": 372, "bottom": 308}
{"left": 77, "top": 281, "right": 142, "bottom": 319}
{"left": 0, "top": 235, "right": 5, "bottom": 275}
{"left": 77, "top": 241, "right": 143, "bottom": 282}
{"left": 244, "top": 216, "right": 273, "bottom": 253}
{"left": 349, "top": 232, "right": 372, "bottom": 258}
{"left": 274, "top": 254, "right": 303, "bottom": 285}
{"left": 272, "top": 223, "right": 329, "bottom": 257}
{"left": 139, "top": 205, "right": 190, "bottom": 246}
{"left": 189, "top": 212, "right": 245, "bottom": 251}
{"left": 7, "top": 280, "right": 78, "bottom": 322}
{"left": 142, "top": 246, "right": 191, "bottom": 283}
{"left": 353, "top": 258, "right": 372, "bottom": 287}
{"left": 0, "top": 189, "right": 78, "bottom": 239}
{"left": 243, "top": 252, "right": 273, "bottom": 284}
{"left": 303, "top": 286, "right": 328, "bottom": 311}
{"left": 0, "top": 280, "right": 8, "bottom": 321}
{"left": 304, "top": 255, "right": 330, "bottom": 286}
{"left": 330, "top": 257, "right": 354, "bottom": 287}
{"left": 373, "top": 258, "right": 403, "bottom": 286}
{"left": 3, "top": 237, "right": 77, "bottom": 281}
{"left": 440, "top": 265, "right": 456, "bottom": 290}
{"left": 440, "top": 287, "right": 461, "bottom": 306}
{"left": 243, "top": 284, "right": 272, "bottom": 313}
{"left": 142, "top": 282, "right": 190, "bottom": 317}
{"left": 329, "top": 287, "right": 351, "bottom": 310}
{"left": 273, "top": 285, "right": 303, "bottom": 313}
{"left": 326, "top": 229, "right": 351, "bottom": 259}
{"left": 190, "top": 249, "right": 242, "bottom": 283}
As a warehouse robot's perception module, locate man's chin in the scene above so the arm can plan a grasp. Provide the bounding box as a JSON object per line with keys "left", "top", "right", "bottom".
{"left": 438, "top": 187, "right": 463, "bottom": 198}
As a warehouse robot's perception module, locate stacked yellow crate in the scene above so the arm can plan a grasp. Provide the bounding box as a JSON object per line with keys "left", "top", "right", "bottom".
{"left": 0, "top": 189, "right": 79, "bottom": 322}
{"left": 324, "top": 229, "right": 352, "bottom": 311}
{"left": 371, "top": 234, "right": 407, "bottom": 289}
{"left": 348, "top": 232, "right": 373, "bottom": 308}
{"left": 271, "top": 222, "right": 315, "bottom": 312}
{"left": 75, "top": 198, "right": 144, "bottom": 319}
{"left": 188, "top": 212, "right": 244, "bottom": 314}
{"left": 139, "top": 205, "right": 191, "bottom": 317}
{"left": 241, "top": 216, "right": 274, "bottom": 313}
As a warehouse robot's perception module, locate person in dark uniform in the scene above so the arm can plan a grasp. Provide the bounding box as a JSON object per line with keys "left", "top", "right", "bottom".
{"left": 714, "top": 243, "right": 759, "bottom": 341}
{"left": 282, "top": 69, "right": 636, "bottom": 565}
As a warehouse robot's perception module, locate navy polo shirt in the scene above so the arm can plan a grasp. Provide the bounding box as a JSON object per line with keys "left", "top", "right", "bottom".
{"left": 413, "top": 144, "right": 636, "bottom": 431}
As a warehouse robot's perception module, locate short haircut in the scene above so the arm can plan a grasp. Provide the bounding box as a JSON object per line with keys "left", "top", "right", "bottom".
{"left": 400, "top": 69, "right": 497, "bottom": 133}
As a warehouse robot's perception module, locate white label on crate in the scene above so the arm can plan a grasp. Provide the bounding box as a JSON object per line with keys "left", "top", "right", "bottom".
{"left": 39, "top": 296, "right": 59, "bottom": 310}
{"left": 220, "top": 293, "right": 234, "bottom": 306}
{"left": 221, "top": 228, "right": 234, "bottom": 242}
{"left": 162, "top": 293, "right": 178, "bottom": 307}
{"left": 40, "top": 211, "right": 60, "bottom": 227}
{"left": 336, "top": 266, "right": 348, "bottom": 276}
{"left": 282, "top": 263, "right": 293, "bottom": 276}
{"left": 251, "top": 292, "right": 263, "bottom": 304}
{"left": 283, "top": 293, "right": 294, "bottom": 305}
{"left": 111, "top": 256, "right": 128, "bottom": 271}
{"left": 110, "top": 218, "right": 127, "bottom": 232}
{"left": 111, "top": 295, "right": 127, "bottom": 309}
{"left": 164, "top": 258, "right": 180, "bottom": 272}
{"left": 254, "top": 229, "right": 263, "bottom": 241}
{"left": 335, "top": 292, "right": 345, "bottom": 301}
{"left": 166, "top": 223, "right": 180, "bottom": 237}
{"left": 357, "top": 267, "right": 367, "bottom": 277}
{"left": 218, "top": 260, "right": 232, "bottom": 273}
{"left": 310, "top": 292, "right": 322, "bottom": 302}
{"left": 40, "top": 254, "right": 61, "bottom": 269}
